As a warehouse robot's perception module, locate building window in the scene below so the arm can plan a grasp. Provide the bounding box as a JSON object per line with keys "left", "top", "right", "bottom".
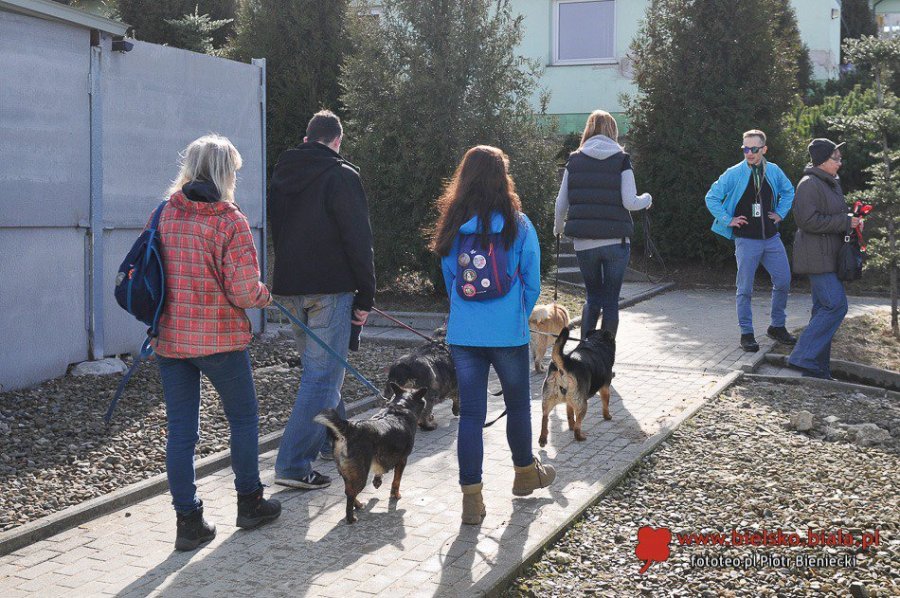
{"left": 879, "top": 13, "right": 900, "bottom": 37}
{"left": 553, "top": 0, "right": 616, "bottom": 65}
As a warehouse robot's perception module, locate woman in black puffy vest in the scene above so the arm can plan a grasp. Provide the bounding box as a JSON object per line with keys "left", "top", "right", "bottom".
{"left": 553, "top": 110, "right": 653, "bottom": 336}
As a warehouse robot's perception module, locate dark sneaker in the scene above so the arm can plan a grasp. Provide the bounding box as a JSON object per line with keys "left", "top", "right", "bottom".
{"left": 740, "top": 333, "right": 759, "bottom": 352}
{"left": 236, "top": 486, "right": 282, "bottom": 529}
{"left": 274, "top": 471, "right": 331, "bottom": 490}
{"left": 175, "top": 505, "right": 216, "bottom": 552}
{"left": 767, "top": 326, "right": 797, "bottom": 345}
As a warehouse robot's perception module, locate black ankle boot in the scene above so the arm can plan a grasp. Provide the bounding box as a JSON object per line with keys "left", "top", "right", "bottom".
{"left": 236, "top": 486, "right": 282, "bottom": 529}
{"left": 740, "top": 333, "right": 759, "bottom": 352}
{"left": 175, "top": 505, "right": 216, "bottom": 552}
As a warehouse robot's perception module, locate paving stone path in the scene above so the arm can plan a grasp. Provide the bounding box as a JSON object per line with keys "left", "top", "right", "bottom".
{"left": 0, "top": 290, "right": 887, "bottom": 597}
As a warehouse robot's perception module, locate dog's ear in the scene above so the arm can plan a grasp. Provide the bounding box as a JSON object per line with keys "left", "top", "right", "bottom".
{"left": 411, "top": 388, "right": 428, "bottom": 403}
{"left": 389, "top": 381, "right": 404, "bottom": 397}
{"left": 383, "top": 382, "right": 394, "bottom": 399}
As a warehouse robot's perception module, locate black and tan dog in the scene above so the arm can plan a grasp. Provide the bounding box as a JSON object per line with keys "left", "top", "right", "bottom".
{"left": 384, "top": 328, "right": 458, "bottom": 430}
{"left": 315, "top": 383, "right": 427, "bottom": 523}
{"left": 538, "top": 326, "right": 615, "bottom": 447}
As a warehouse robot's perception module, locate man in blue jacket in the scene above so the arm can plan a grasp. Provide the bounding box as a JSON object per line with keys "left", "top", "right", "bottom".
{"left": 705, "top": 129, "right": 797, "bottom": 352}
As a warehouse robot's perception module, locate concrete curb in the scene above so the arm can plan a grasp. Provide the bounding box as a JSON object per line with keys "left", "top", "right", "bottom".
{"left": 0, "top": 395, "right": 384, "bottom": 557}
{"left": 742, "top": 373, "right": 900, "bottom": 400}
{"left": 477, "top": 369, "right": 743, "bottom": 597}
{"left": 764, "top": 354, "right": 900, "bottom": 392}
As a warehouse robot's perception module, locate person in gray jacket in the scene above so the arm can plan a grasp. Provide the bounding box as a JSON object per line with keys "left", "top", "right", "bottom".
{"left": 554, "top": 110, "right": 652, "bottom": 336}
{"left": 788, "top": 139, "right": 862, "bottom": 379}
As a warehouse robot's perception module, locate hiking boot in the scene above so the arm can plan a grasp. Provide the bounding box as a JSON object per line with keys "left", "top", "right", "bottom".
{"left": 740, "top": 333, "right": 759, "bottom": 352}
{"left": 274, "top": 471, "right": 331, "bottom": 490}
{"left": 175, "top": 505, "right": 216, "bottom": 552}
{"left": 461, "top": 483, "right": 486, "bottom": 525}
{"left": 767, "top": 326, "right": 797, "bottom": 345}
{"left": 512, "top": 458, "right": 556, "bottom": 496}
{"left": 236, "top": 486, "right": 282, "bottom": 529}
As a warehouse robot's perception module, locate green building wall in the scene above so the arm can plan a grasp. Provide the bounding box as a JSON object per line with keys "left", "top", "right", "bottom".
{"left": 516, "top": 0, "right": 842, "bottom": 134}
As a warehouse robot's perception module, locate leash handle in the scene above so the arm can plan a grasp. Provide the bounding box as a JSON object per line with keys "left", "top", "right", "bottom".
{"left": 370, "top": 307, "right": 434, "bottom": 343}
{"left": 105, "top": 336, "right": 154, "bottom": 424}
{"left": 554, "top": 234, "right": 560, "bottom": 303}
{"left": 273, "top": 300, "right": 384, "bottom": 398}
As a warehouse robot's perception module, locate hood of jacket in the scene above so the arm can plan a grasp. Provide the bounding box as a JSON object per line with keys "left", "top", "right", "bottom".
{"left": 459, "top": 212, "right": 507, "bottom": 235}
{"left": 580, "top": 135, "right": 625, "bottom": 160}
{"left": 168, "top": 189, "right": 239, "bottom": 215}
{"left": 182, "top": 179, "right": 220, "bottom": 203}
{"left": 271, "top": 142, "right": 358, "bottom": 195}
{"left": 804, "top": 166, "right": 839, "bottom": 188}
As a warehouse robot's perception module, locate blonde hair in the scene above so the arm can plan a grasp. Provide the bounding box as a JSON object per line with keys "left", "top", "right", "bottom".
{"left": 581, "top": 110, "right": 619, "bottom": 146}
{"left": 742, "top": 129, "right": 767, "bottom": 145}
{"left": 167, "top": 134, "right": 242, "bottom": 202}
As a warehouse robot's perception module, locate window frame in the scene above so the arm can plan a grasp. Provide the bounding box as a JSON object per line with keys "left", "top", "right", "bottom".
{"left": 551, "top": 0, "right": 617, "bottom": 66}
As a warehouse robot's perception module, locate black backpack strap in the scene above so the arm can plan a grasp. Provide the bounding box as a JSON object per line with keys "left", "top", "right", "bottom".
{"left": 104, "top": 336, "right": 154, "bottom": 424}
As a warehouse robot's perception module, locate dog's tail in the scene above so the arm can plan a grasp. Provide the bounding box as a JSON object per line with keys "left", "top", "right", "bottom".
{"left": 314, "top": 409, "right": 351, "bottom": 442}
{"left": 551, "top": 325, "right": 570, "bottom": 372}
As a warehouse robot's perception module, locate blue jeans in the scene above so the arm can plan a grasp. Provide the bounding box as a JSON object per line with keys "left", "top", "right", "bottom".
{"left": 157, "top": 350, "right": 261, "bottom": 514}
{"left": 789, "top": 273, "right": 848, "bottom": 378}
{"left": 734, "top": 234, "right": 791, "bottom": 335}
{"left": 576, "top": 243, "right": 630, "bottom": 335}
{"left": 275, "top": 293, "right": 353, "bottom": 479}
{"left": 450, "top": 344, "right": 533, "bottom": 486}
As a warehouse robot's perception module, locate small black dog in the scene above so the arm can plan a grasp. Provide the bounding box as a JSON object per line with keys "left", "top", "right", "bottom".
{"left": 384, "top": 328, "right": 458, "bottom": 430}
{"left": 315, "top": 383, "right": 427, "bottom": 524}
{"left": 539, "top": 326, "right": 616, "bottom": 447}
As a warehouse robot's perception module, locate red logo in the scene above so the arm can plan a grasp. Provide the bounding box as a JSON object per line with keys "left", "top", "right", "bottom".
{"left": 636, "top": 526, "right": 672, "bottom": 573}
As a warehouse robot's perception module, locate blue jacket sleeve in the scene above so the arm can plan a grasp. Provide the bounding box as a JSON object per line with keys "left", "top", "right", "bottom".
{"left": 704, "top": 170, "right": 734, "bottom": 228}
{"left": 441, "top": 240, "right": 457, "bottom": 299}
{"left": 773, "top": 166, "right": 795, "bottom": 219}
{"left": 518, "top": 217, "right": 541, "bottom": 316}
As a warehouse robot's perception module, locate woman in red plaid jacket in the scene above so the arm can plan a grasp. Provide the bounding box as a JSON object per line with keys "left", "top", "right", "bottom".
{"left": 153, "top": 134, "right": 281, "bottom": 551}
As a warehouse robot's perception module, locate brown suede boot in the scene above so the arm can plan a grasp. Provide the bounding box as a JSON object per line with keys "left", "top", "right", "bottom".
{"left": 512, "top": 458, "right": 556, "bottom": 496}
{"left": 461, "top": 483, "right": 486, "bottom": 525}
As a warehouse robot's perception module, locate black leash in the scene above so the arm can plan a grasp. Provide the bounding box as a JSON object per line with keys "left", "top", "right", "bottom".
{"left": 554, "top": 234, "right": 560, "bottom": 303}
{"left": 641, "top": 209, "right": 669, "bottom": 284}
{"left": 483, "top": 389, "right": 506, "bottom": 428}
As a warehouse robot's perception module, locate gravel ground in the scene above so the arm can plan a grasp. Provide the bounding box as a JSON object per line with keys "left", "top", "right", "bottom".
{"left": 505, "top": 381, "right": 899, "bottom": 597}
{"left": 0, "top": 332, "right": 409, "bottom": 533}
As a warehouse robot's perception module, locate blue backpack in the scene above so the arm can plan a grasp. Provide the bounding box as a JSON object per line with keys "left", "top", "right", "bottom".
{"left": 455, "top": 232, "right": 516, "bottom": 301}
{"left": 107, "top": 200, "right": 167, "bottom": 423}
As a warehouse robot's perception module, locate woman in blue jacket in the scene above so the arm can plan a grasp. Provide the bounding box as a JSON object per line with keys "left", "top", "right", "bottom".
{"left": 431, "top": 145, "right": 555, "bottom": 526}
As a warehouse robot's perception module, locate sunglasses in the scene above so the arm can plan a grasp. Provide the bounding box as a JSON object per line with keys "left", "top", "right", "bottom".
{"left": 741, "top": 145, "right": 765, "bottom": 154}
{"left": 829, "top": 155, "right": 843, "bottom": 163}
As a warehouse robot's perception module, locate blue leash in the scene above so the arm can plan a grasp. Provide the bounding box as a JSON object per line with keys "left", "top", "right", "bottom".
{"left": 104, "top": 336, "right": 154, "bottom": 424}
{"left": 104, "top": 301, "right": 385, "bottom": 424}
{"left": 272, "top": 300, "right": 385, "bottom": 399}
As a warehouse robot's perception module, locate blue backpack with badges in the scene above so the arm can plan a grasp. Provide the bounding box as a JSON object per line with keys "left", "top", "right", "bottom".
{"left": 107, "top": 200, "right": 167, "bottom": 424}
{"left": 114, "top": 200, "right": 167, "bottom": 333}
{"left": 455, "top": 232, "right": 515, "bottom": 301}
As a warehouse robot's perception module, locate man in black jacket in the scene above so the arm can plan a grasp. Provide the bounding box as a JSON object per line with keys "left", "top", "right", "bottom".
{"left": 270, "top": 110, "right": 376, "bottom": 490}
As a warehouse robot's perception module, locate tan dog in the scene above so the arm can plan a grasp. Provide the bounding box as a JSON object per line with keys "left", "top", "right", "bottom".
{"left": 529, "top": 303, "right": 571, "bottom": 372}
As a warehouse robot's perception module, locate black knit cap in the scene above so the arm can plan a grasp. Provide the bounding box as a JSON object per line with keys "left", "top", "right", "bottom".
{"left": 808, "top": 138, "right": 845, "bottom": 167}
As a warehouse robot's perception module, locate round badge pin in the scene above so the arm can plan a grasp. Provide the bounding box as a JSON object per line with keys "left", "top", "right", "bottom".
{"left": 473, "top": 255, "right": 487, "bottom": 269}
{"left": 457, "top": 253, "right": 470, "bottom": 267}
{"left": 481, "top": 278, "right": 491, "bottom": 288}
{"left": 462, "top": 284, "right": 477, "bottom": 297}
{"left": 463, "top": 269, "right": 477, "bottom": 282}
